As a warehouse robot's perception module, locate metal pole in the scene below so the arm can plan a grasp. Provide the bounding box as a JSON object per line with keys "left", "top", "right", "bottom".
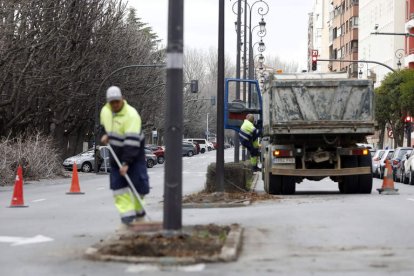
{"left": 206, "top": 113, "right": 209, "bottom": 141}
{"left": 234, "top": 0, "right": 241, "bottom": 163}
{"left": 163, "top": 0, "right": 183, "bottom": 230}
{"left": 408, "top": 124, "right": 412, "bottom": 147}
{"left": 216, "top": 0, "right": 225, "bottom": 192}
{"left": 242, "top": 0, "right": 248, "bottom": 161}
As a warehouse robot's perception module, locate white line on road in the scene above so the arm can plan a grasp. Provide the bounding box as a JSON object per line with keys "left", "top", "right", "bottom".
{"left": 126, "top": 263, "right": 205, "bottom": 273}
{"left": 31, "top": 199, "right": 46, "bottom": 203}
{"left": 0, "top": 235, "right": 54, "bottom": 246}
{"left": 407, "top": 198, "right": 414, "bottom": 202}
{"left": 96, "top": 187, "right": 105, "bottom": 190}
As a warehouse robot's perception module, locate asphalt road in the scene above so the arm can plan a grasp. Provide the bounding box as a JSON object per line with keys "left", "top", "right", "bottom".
{"left": 1, "top": 149, "right": 414, "bottom": 275}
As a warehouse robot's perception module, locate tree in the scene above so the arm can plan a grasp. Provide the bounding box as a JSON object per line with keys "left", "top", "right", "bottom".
{"left": 0, "top": 0, "right": 164, "bottom": 156}
{"left": 375, "top": 69, "right": 414, "bottom": 147}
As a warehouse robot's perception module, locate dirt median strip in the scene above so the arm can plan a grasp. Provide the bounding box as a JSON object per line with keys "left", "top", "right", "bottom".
{"left": 85, "top": 224, "right": 243, "bottom": 265}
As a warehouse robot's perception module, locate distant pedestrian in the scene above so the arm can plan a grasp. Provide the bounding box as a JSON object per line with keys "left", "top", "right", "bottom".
{"left": 239, "top": 114, "right": 261, "bottom": 172}
{"left": 100, "top": 86, "right": 149, "bottom": 226}
{"left": 95, "top": 147, "right": 103, "bottom": 172}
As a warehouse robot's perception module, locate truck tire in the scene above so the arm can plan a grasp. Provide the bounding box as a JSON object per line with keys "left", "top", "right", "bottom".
{"left": 342, "top": 156, "right": 359, "bottom": 194}
{"left": 338, "top": 183, "right": 344, "bottom": 193}
{"left": 357, "top": 155, "right": 373, "bottom": 194}
{"left": 281, "top": 176, "right": 296, "bottom": 195}
{"left": 266, "top": 174, "right": 282, "bottom": 195}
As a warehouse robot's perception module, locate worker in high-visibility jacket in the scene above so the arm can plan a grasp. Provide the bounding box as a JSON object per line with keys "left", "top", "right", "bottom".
{"left": 239, "top": 114, "right": 262, "bottom": 172}
{"left": 100, "top": 86, "right": 149, "bottom": 226}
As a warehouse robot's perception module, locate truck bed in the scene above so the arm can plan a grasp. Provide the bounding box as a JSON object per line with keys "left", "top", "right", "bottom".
{"left": 262, "top": 79, "right": 375, "bottom": 136}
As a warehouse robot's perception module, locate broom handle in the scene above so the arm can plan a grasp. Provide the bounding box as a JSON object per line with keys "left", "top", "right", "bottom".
{"left": 106, "top": 144, "right": 149, "bottom": 220}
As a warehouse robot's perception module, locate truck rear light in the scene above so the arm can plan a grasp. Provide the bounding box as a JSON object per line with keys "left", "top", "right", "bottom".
{"left": 350, "top": 149, "right": 369, "bottom": 155}
{"left": 273, "top": 149, "right": 293, "bottom": 157}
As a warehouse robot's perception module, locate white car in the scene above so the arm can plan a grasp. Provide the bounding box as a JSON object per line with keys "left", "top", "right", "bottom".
{"left": 403, "top": 151, "right": 414, "bottom": 185}
{"left": 183, "top": 138, "right": 209, "bottom": 153}
{"left": 372, "top": 150, "right": 385, "bottom": 178}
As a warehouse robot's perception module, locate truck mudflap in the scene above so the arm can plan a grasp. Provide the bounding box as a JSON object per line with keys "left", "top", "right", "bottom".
{"left": 271, "top": 167, "right": 371, "bottom": 177}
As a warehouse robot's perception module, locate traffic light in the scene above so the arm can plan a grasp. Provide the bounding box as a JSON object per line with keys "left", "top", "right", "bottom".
{"left": 311, "top": 50, "right": 318, "bottom": 71}
{"left": 404, "top": 116, "right": 412, "bottom": 123}
{"left": 311, "top": 56, "right": 317, "bottom": 71}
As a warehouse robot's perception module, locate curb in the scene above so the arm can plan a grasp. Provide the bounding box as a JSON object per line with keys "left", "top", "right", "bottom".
{"left": 182, "top": 172, "right": 260, "bottom": 209}
{"left": 84, "top": 224, "right": 243, "bottom": 265}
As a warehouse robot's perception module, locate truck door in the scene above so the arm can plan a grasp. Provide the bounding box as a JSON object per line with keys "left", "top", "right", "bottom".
{"left": 224, "top": 78, "right": 263, "bottom": 133}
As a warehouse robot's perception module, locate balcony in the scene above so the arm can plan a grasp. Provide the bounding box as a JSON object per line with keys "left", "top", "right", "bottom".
{"left": 406, "top": 18, "right": 414, "bottom": 32}
{"left": 405, "top": 53, "right": 414, "bottom": 68}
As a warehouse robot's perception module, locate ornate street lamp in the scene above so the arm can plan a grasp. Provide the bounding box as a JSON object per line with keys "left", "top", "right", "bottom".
{"left": 395, "top": 48, "right": 404, "bottom": 70}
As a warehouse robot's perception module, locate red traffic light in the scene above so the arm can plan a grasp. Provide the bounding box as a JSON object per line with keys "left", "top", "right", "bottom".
{"left": 405, "top": 116, "right": 412, "bottom": 123}
{"left": 312, "top": 56, "right": 317, "bottom": 62}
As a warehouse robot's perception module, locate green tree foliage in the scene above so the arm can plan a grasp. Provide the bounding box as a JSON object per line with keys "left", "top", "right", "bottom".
{"left": 375, "top": 69, "right": 414, "bottom": 147}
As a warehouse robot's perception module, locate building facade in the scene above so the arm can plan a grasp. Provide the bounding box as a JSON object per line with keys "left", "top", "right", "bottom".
{"left": 358, "top": 0, "right": 405, "bottom": 87}
{"left": 328, "top": 0, "right": 359, "bottom": 77}
{"left": 405, "top": 0, "right": 414, "bottom": 68}
{"left": 308, "top": 0, "right": 331, "bottom": 72}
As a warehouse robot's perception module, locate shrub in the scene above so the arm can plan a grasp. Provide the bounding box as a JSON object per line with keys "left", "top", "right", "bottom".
{"left": 0, "top": 132, "right": 63, "bottom": 186}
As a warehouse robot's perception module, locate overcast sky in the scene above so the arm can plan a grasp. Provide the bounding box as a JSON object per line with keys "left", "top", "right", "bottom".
{"left": 129, "top": 0, "right": 313, "bottom": 70}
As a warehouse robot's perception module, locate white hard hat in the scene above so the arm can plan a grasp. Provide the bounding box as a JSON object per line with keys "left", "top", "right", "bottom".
{"left": 106, "top": 86, "right": 122, "bottom": 102}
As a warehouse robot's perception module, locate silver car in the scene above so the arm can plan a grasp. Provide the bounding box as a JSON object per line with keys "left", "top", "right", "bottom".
{"left": 62, "top": 147, "right": 110, "bottom": 173}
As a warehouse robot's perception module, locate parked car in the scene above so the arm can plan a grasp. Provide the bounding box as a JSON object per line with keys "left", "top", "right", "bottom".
{"left": 183, "top": 138, "right": 209, "bottom": 153}
{"left": 206, "top": 141, "right": 215, "bottom": 151}
{"left": 145, "top": 149, "right": 157, "bottom": 168}
{"left": 378, "top": 149, "right": 395, "bottom": 179}
{"left": 395, "top": 150, "right": 412, "bottom": 183}
{"left": 391, "top": 147, "right": 412, "bottom": 182}
{"left": 372, "top": 150, "right": 385, "bottom": 178}
{"left": 182, "top": 142, "right": 196, "bottom": 157}
{"left": 145, "top": 145, "right": 165, "bottom": 164}
{"left": 62, "top": 147, "right": 110, "bottom": 173}
{"left": 402, "top": 150, "right": 414, "bottom": 184}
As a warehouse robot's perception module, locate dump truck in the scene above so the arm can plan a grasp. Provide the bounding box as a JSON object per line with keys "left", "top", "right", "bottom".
{"left": 224, "top": 73, "right": 375, "bottom": 195}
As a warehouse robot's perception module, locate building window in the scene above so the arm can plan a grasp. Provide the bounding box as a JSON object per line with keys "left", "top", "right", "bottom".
{"left": 350, "top": 16, "right": 359, "bottom": 28}
{"left": 333, "top": 27, "right": 337, "bottom": 39}
{"left": 337, "top": 26, "right": 342, "bottom": 37}
{"left": 346, "top": 20, "right": 349, "bottom": 33}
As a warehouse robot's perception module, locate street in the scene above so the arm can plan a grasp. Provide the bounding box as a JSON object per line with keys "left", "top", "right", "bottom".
{"left": 1, "top": 148, "right": 414, "bottom": 275}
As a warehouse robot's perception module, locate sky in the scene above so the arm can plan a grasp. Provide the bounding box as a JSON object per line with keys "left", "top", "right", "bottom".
{"left": 129, "top": 0, "right": 314, "bottom": 70}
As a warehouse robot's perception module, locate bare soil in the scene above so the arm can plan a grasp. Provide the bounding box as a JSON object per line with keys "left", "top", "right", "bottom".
{"left": 97, "top": 224, "right": 230, "bottom": 258}
{"left": 182, "top": 191, "right": 280, "bottom": 204}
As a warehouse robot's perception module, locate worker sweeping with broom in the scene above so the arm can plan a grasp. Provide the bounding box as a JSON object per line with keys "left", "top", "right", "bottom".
{"left": 100, "top": 86, "right": 149, "bottom": 227}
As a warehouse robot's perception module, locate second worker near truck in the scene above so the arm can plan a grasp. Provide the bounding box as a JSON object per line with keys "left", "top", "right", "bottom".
{"left": 239, "top": 114, "right": 262, "bottom": 172}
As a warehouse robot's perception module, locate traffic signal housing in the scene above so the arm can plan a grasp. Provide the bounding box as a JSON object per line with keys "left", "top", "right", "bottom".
{"left": 311, "top": 56, "right": 317, "bottom": 71}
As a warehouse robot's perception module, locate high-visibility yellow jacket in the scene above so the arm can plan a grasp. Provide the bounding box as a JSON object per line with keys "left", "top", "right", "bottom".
{"left": 239, "top": 119, "right": 260, "bottom": 144}
{"left": 100, "top": 100, "right": 144, "bottom": 165}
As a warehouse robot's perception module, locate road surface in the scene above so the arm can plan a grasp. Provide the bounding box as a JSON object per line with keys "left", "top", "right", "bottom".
{"left": 1, "top": 149, "right": 414, "bottom": 275}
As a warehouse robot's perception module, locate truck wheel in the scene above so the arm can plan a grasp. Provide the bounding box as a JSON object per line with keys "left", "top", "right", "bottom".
{"left": 338, "top": 182, "right": 344, "bottom": 193}
{"left": 281, "top": 176, "right": 296, "bottom": 195}
{"left": 266, "top": 174, "right": 282, "bottom": 195}
{"left": 342, "top": 156, "right": 359, "bottom": 194}
{"left": 358, "top": 155, "right": 373, "bottom": 194}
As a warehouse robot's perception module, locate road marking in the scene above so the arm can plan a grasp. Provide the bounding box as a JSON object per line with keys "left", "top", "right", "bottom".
{"left": 96, "top": 187, "right": 105, "bottom": 190}
{"left": 126, "top": 263, "right": 205, "bottom": 273}
{"left": 31, "top": 199, "right": 46, "bottom": 203}
{"left": 407, "top": 198, "right": 414, "bottom": 202}
{"left": 0, "top": 235, "right": 54, "bottom": 246}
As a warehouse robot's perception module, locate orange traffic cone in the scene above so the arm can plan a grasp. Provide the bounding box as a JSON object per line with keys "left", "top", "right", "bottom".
{"left": 66, "top": 162, "right": 85, "bottom": 195}
{"left": 9, "top": 165, "right": 28, "bottom": 208}
{"left": 377, "top": 160, "right": 399, "bottom": 195}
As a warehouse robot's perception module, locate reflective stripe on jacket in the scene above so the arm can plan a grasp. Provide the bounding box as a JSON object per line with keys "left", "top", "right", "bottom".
{"left": 100, "top": 100, "right": 144, "bottom": 164}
